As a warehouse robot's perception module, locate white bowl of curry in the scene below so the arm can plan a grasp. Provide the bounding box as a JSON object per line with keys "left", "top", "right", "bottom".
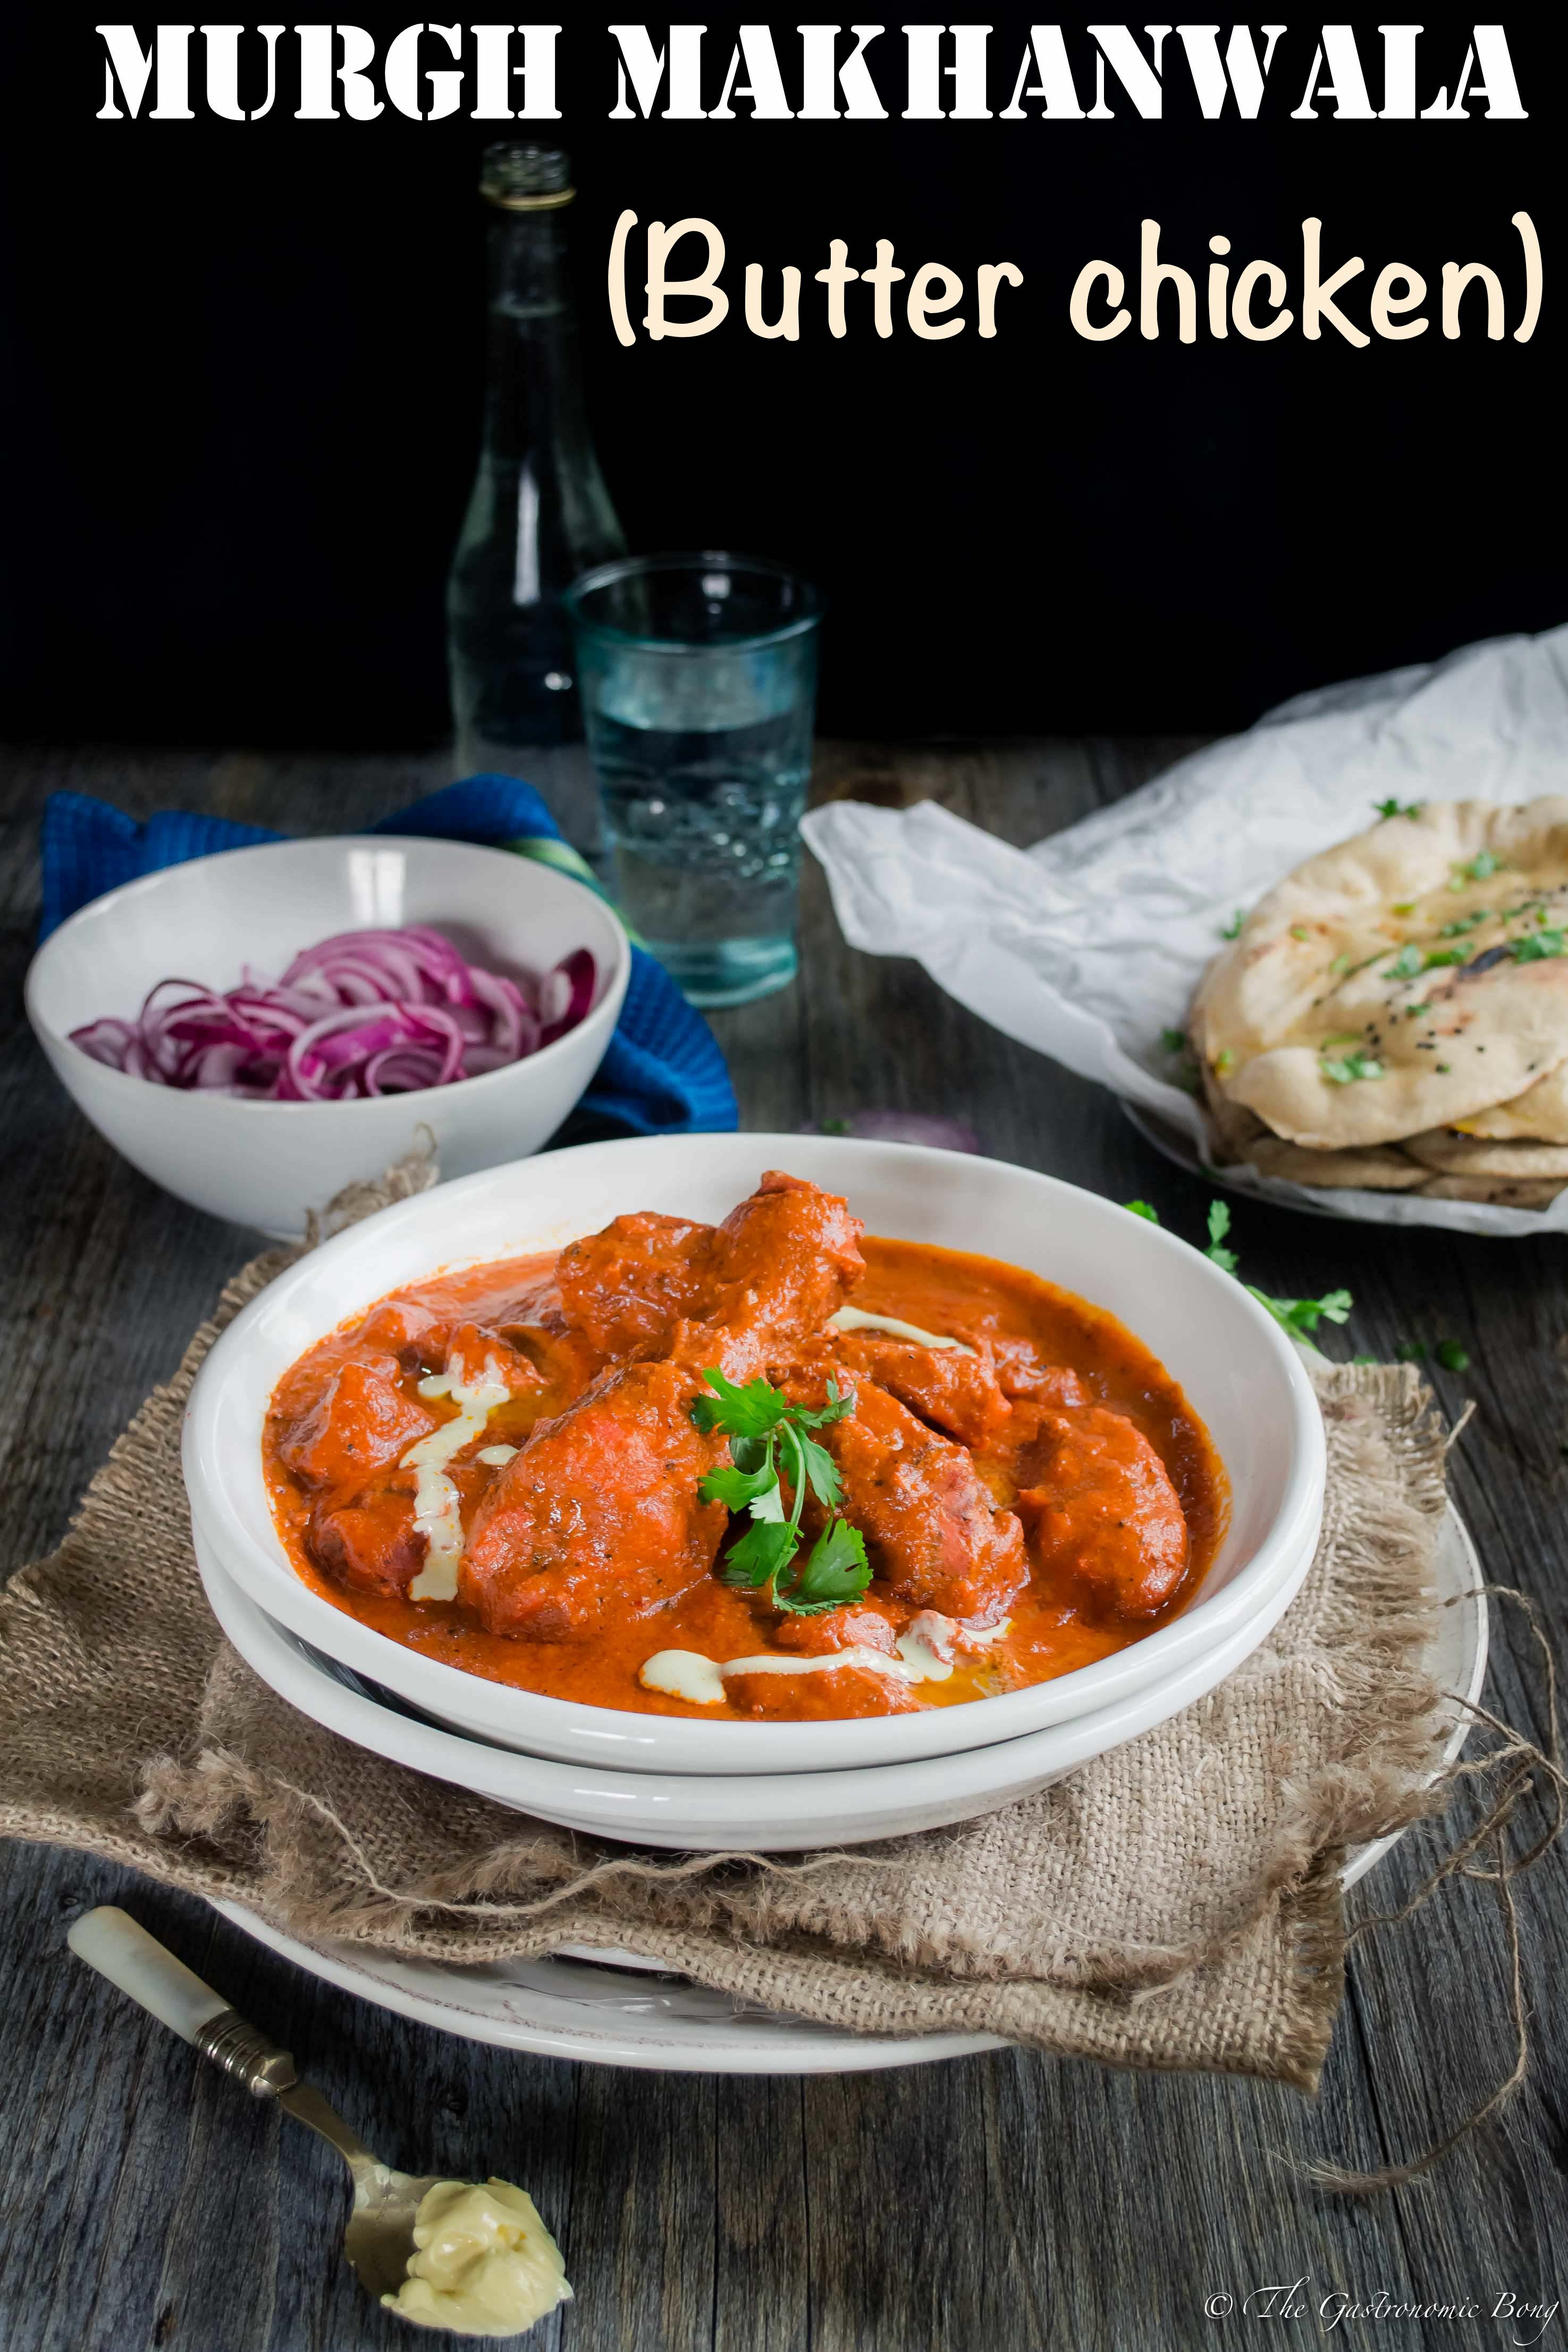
{"left": 183, "top": 1134, "right": 1326, "bottom": 1776}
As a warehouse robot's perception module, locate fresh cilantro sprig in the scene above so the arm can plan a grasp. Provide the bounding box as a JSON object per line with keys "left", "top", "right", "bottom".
{"left": 1129, "top": 1199, "right": 1353, "bottom": 1357}
{"left": 1374, "top": 797, "right": 1424, "bottom": 821}
{"left": 692, "top": 1369, "right": 870, "bottom": 1615}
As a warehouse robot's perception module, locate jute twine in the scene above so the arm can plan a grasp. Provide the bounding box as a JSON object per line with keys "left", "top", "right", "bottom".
{"left": 0, "top": 1157, "right": 1559, "bottom": 2181}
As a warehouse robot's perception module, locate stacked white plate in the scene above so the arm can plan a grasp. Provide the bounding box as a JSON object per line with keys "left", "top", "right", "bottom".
{"left": 185, "top": 1134, "right": 1329, "bottom": 1851}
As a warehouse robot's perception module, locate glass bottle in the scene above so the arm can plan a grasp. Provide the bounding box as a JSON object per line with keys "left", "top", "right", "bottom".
{"left": 446, "top": 144, "right": 626, "bottom": 849}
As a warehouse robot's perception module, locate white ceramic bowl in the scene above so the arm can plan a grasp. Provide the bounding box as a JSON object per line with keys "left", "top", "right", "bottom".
{"left": 25, "top": 836, "right": 631, "bottom": 1237}
{"left": 195, "top": 1530, "right": 1313, "bottom": 1851}
{"left": 183, "top": 1134, "right": 1326, "bottom": 1773}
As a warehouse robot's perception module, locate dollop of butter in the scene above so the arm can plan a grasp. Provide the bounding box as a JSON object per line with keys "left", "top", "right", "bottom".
{"left": 382, "top": 2178, "right": 571, "bottom": 2339}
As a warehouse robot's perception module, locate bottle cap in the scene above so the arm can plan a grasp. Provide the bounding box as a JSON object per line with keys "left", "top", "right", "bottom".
{"left": 480, "top": 144, "right": 575, "bottom": 212}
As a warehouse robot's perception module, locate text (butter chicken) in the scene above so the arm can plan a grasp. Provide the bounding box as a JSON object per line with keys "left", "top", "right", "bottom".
{"left": 264, "top": 1171, "right": 1228, "bottom": 1722}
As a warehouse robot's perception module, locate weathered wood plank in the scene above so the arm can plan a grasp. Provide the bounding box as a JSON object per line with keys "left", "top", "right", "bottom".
{"left": 2, "top": 741, "right": 1565, "bottom": 2352}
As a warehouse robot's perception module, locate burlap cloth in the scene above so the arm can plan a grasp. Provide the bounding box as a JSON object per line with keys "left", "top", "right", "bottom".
{"left": 0, "top": 1177, "right": 1462, "bottom": 2093}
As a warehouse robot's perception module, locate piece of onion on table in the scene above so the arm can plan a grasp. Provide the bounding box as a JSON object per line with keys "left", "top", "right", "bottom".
{"left": 263, "top": 1171, "right": 1228, "bottom": 1723}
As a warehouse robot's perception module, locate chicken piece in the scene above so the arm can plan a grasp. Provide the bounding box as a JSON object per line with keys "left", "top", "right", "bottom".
{"left": 460, "top": 1361, "right": 729, "bottom": 1640}
{"left": 697, "top": 1170, "right": 865, "bottom": 1350}
{"left": 771, "top": 1604, "right": 898, "bottom": 1655}
{"left": 1016, "top": 1407, "right": 1188, "bottom": 1618}
{"left": 724, "top": 1662, "right": 921, "bottom": 1719}
{"left": 462, "top": 1175, "right": 866, "bottom": 1642}
{"left": 308, "top": 1478, "right": 426, "bottom": 1598}
{"left": 554, "top": 1213, "right": 715, "bottom": 1359}
{"left": 988, "top": 1337, "right": 1088, "bottom": 1408}
{"left": 276, "top": 1356, "right": 436, "bottom": 1491}
{"left": 356, "top": 1299, "right": 449, "bottom": 1375}
{"left": 832, "top": 1332, "right": 1009, "bottom": 1448}
{"left": 825, "top": 1381, "right": 1027, "bottom": 1622}
{"left": 441, "top": 1322, "right": 546, "bottom": 1395}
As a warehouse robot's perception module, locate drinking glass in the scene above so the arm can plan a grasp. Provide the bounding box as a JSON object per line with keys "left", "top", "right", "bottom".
{"left": 565, "top": 553, "right": 820, "bottom": 1006}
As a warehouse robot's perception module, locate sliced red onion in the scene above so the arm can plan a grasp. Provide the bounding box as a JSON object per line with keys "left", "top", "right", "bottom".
{"left": 68, "top": 925, "right": 596, "bottom": 1102}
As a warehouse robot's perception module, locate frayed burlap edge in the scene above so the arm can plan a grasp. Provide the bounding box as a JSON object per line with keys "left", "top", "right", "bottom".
{"left": 0, "top": 1165, "right": 1483, "bottom": 2092}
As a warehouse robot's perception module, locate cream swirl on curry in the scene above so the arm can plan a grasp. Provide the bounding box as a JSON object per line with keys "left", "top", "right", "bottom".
{"left": 263, "top": 1171, "right": 1228, "bottom": 1722}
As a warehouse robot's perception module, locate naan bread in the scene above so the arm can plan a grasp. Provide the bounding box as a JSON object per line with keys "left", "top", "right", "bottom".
{"left": 1242, "top": 1135, "right": 1428, "bottom": 1190}
{"left": 1451, "top": 1059, "right": 1568, "bottom": 1142}
{"left": 1397, "top": 1130, "right": 1568, "bottom": 1178}
{"left": 1191, "top": 799, "right": 1568, "bottom": 1149}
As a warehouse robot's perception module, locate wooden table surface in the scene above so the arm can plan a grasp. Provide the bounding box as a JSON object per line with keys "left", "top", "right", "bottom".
{"left": 2, "top": 743, "right": 1564, "bottom": 2352}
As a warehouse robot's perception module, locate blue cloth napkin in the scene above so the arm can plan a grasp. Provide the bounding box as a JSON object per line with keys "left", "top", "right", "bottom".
{"left": 39, "top": 777, "right": 738, "bottom": 1139}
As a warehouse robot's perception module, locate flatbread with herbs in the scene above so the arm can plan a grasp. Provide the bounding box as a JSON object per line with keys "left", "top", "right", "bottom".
{"left": 1191, "top": 799, "right": 1568, "bottom": 1150}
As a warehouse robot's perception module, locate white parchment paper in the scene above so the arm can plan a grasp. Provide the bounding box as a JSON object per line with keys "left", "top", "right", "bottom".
{"left": 802, "top": 625, "right": 1568, "bottom": 1236}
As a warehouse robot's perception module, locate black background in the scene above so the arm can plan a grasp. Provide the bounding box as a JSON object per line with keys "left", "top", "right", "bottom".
{"left": 2, "top": 6, "right": 1562, "bottom": 747}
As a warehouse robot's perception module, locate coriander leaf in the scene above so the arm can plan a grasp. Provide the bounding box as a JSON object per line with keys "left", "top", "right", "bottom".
{"left": 698, "top": 1457, "right": 778, "bottom": 1513}
{"left": 774, "top": 1518, "right": 872, "bottom": 1614}
{"left": 1213, "top": 1048, "right": 1234, "bottom": 1076}
{"left": 1511, "top": 930, "right": 1565, "bottom": 963}
{"left": 1382, "top": 942, "right": 1424, "bottom": 981}
{"left": 719, "top": 1518, "right": 799, "bottom": 1590}
{"left": 690, "top": 1366, "right": 789, "bottom": 1440}
{"left": 1435, "top": 1339, "right": 1471, "bottom": 1373}
{"left": 786, "top": 1377, "right": 856, "bottom": 1431}
{"left": 1375, "top": 798, "right": 1423, "bottom": 821}
{"left": 728, "top": 1432, "right": 771, "bottom": 1476}
{"left": 1289, "top": 924, "right": 1310, "bottom": 941}
{"left": 1404, "top": 1000, "right": 1431, "bottom": 1019}
{"left": 1322, "top": 1053, "right": 1384, "bottom": 1084}
{"left": 791, "top": 1428, "right": 844, "bottom": 1512}
{"left": 1438, "top": 910, "right": 1487, "bottom": 938}
{"left": 1204, "top": 1200, "right": 1239, "bottom": 1274}
{"left": 1396, "top": 1341, "right": 1426, "bottom": 1362}
{"left": 1125, "top": 1200, "right": 1161, "bottom": 1223}
{"left": 1247, "top": 1285, "right": 1352, "bottom": 1353}
{"left": 819, "top": 1116, "right": 850, "bottom": 1135}
{"left": 1159, "top": 1026, "right": 1187, "bottom": 1053}
{"left": 1220, "top": 909, "right": 1246, "bottom": 940}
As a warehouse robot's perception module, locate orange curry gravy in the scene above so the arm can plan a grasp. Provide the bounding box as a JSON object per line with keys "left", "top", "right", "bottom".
{"left": 263, "top": 1170, "right": 1228, "bottom": 1723}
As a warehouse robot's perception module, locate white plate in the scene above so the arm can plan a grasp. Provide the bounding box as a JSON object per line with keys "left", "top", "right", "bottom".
{"left": 209, "top": 1512, "right": 1485, "bottom": 2071}
{"left": 183, "top": 1132, "right": 1326, "bottom": 1775}
{"left": 195, "top": 1516, "right": 1314, "bottom": 1851}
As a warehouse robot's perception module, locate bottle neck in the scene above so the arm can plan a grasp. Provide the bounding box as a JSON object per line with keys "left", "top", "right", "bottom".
{"left": 481, "top": 209, "right": 587, "bottom": 453}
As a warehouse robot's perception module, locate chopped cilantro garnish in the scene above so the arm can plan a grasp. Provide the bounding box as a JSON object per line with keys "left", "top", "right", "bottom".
{"left": 1438, "top": 910, "right": 1488, "bottom": 938}
{"left": 1159, "top": 1027, "right": 1187, "bottom": 1054}
{"left": 1435, "top": 1061, "right": 1452, "bottom": 1072}
{"left": 1382, "top": 942, "right": 1424, "bottom": 981}
{"left": 1396, "top": 1341, "right": 1426, "bottom": 1362}
{"left": 1213, "top": 1049, "right": 1234, "bottom": 1076}
{"left": 1220, "top": 909, "right": 1246, "bottom": 941}
{"left": 819, "top": 1116, "right": 850, "bottom": 1135}
{"left": 1435, "top": 1340, "right": 1471, "bottom": 1373}
{"left": 1390, "top": 901, "right": 1417, "bottom": 916}
{"left": 1422, "top": 947, "right": 1466, "bottom": 968}
{"left": 1328, "top": 952, "right": 1352, "bottom": 978}
{"left": 1511, "top": 930, "right": 1565, "bottom": 963}
{"left": 1374, "top": 798, "right": 1424, "bottom": 821}
{"left": 1203, "top": 1201, "right": 1238, "bottom": 1274}
{"left": 694, "top": 1370, "right": 869, "bottom": 1614}
{"left": 1128, "top": 1198, "right": 1352, "bottom": 1356}
{"left": 1322, "top": 1053, "right": 1384, "bottom": 1084}
{"left": 1290, "top": 924, "right": 1310, "bottom": 941}
{"left": 1451, "top": 848, "right": 1503, "bottom": 886}
{"left": 1404, "top": 1000, "right": 1431, "bottom": 1018}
